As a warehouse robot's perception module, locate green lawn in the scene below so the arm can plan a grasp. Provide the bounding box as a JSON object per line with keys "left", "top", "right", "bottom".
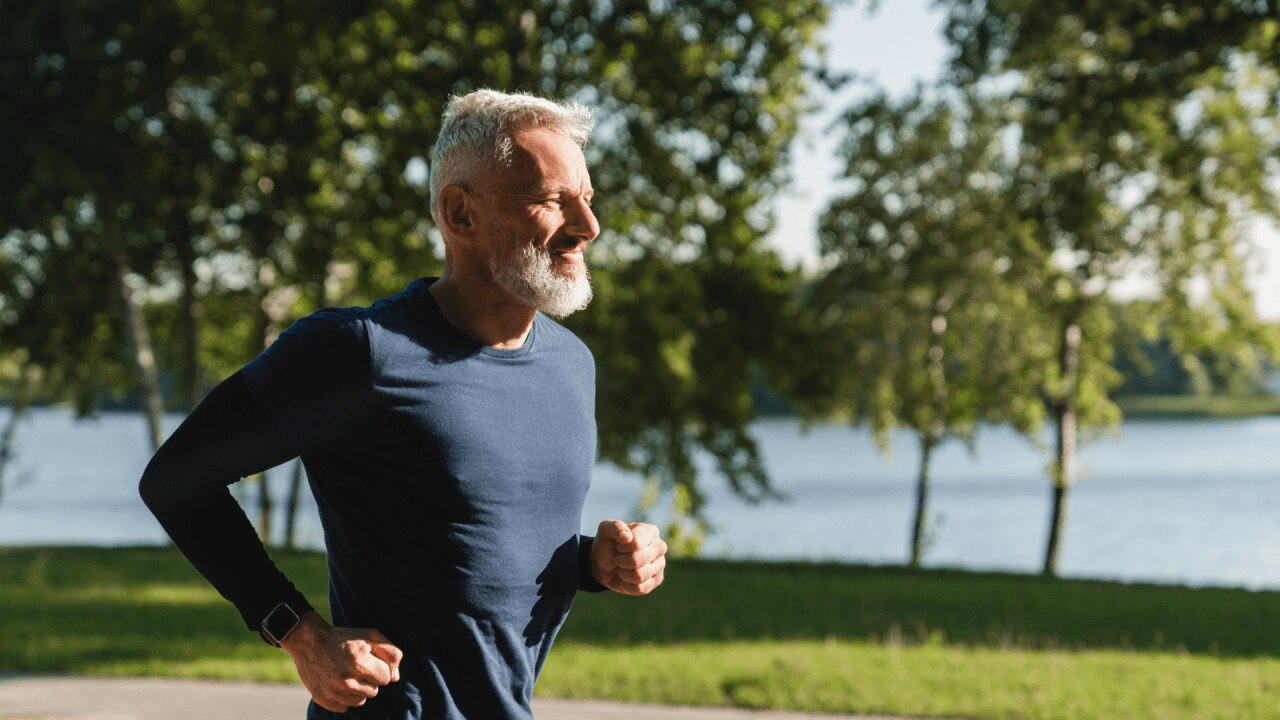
{"left": 3, "top": 546, "right": 1279, "bottom": 719}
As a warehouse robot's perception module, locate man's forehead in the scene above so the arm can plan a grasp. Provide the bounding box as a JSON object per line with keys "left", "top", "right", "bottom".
{"left": 505, "top": 127, "right": 592, "bottom": 192}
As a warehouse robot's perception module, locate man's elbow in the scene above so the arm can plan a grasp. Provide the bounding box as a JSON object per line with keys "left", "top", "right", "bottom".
{"left": 138, "top": 450, "right": 179, "bottom": 515}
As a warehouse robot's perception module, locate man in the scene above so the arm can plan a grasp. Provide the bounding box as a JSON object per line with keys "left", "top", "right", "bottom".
{"left": 139, "top": 89, "right": 668, "bottom": 719}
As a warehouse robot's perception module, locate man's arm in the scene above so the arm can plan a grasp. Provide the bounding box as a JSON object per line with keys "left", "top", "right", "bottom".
{"left": 138, "top": 370, "right": 309, "bottom": 630}
{"left": 138, "top": 370, "right": 401, "bottom": 712}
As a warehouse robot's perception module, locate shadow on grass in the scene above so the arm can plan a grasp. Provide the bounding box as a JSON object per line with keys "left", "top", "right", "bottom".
{"left": 561, "top": 558, "right": 1280, "bottom": 658}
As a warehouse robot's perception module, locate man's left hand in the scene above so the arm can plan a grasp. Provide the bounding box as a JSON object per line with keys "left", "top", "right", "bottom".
{"left": 591, "top": 519, "right": 667, "bottom": 595}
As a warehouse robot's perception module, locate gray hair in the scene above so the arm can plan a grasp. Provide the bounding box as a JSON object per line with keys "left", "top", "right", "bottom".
{"left": 428, "top": 89, "right": 594, "bottom": 225}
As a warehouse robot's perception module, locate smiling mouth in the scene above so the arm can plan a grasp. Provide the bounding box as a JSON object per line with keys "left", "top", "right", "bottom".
{"left": 548, "top": 249, "right": 587, "bottom": 277}
{"left": 551, "top": 247, "right": 585, "bottom": 261}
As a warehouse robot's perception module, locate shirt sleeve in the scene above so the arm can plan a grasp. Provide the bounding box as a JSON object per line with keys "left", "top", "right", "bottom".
{"left": 577, "top": 534, "right": 608, "bottom": 593}
{"left": 139, "top": 370, "right": 316, "bottom": 633}
{"left": 240, "top": 307, "right": 376, "bottom": 457}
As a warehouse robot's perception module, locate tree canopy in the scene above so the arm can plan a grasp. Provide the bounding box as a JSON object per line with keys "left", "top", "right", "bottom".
{"left": 799, "top": 0, "right": 1279, "bottom": 573}
{"left": 1, "top": 0, "right": 834, "bottom": 542}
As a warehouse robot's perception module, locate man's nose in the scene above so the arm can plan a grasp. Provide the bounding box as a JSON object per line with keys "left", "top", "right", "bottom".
{"left": 566, "top": 197, "right": 600, "bottom": 243}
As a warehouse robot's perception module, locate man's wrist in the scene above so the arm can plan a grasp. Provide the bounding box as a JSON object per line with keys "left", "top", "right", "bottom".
{"left": 578, "top": 535, "right": 608, "bottom": 593}
{"left": 259, "top": 598, "right": 317, "bottom": 646}
{"left": 278, "top": 611, "right": 330, "bottom": 654}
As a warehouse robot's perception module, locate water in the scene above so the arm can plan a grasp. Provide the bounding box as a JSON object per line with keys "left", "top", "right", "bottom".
{"left": 1, "top": 407, "right": 1278, "bottom": 589}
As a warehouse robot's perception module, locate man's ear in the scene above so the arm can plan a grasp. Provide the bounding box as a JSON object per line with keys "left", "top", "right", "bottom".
{"left": 439, "top": 185, "right": 474, "bottom": 237}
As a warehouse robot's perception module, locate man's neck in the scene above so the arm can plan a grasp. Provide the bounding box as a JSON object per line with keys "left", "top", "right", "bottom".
{"left": 428, "top": 274, "right": 537, "bottom": 350}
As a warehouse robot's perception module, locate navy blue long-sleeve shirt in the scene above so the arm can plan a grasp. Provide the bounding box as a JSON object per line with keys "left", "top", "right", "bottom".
{"left": 140, "top": 276, "right": 604, "bottom": 719}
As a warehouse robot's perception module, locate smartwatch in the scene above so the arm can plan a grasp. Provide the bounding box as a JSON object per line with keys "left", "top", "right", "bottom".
{"left": 260, "top": 601, "right": 302, "bottom": 647}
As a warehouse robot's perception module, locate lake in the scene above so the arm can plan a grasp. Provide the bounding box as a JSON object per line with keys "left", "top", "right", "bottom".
{"left": 1, "top": 406, "right": 1277, "bottom": 590}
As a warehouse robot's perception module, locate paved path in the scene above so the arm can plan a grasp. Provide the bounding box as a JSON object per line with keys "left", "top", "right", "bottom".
{"left": 0, "top": 677, "right": 923, "bottom": 720}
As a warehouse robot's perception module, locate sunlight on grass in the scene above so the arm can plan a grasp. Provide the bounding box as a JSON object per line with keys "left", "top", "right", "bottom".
{"left": 21, "top": 583, "right": 226, "bottom": 606}
{"left": 5, "top": 546, "right": 1280, "bottom": 720}
{"left": 539, "top": 641, "right": 1280, "bottom": 720}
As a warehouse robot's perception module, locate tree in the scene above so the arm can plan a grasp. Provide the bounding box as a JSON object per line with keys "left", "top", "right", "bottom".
{"left": 938, "top": 0, "right": 1280, "bottom": 574}
{"left": 0, "top": 0, "right": 230, "bottom": 446}
{"left": 3, "top": 1, "right": 834, "bottom": 547}
{"left": 804, "top": 87, "right": 1052, "bottom": 566}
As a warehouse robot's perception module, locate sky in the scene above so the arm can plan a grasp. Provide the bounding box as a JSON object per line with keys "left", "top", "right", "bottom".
{"left": 768, "top": 1, "right": 1280, "bottom": 321}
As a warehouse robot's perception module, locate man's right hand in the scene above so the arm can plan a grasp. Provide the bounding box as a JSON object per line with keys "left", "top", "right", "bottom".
{"left": 280, "top": 611, "right": 404, "bottom": 713}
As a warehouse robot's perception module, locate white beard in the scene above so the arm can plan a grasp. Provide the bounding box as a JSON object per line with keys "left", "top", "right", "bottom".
{"left": 489, "top": 242, "right": 593, "bottom": 319}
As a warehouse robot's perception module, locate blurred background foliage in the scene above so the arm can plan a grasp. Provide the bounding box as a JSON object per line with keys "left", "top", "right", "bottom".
{"left": 0, "top": 0, "right": 832, "bottom": 551}
{"left": 789, "top": 0, "right": 1280, "bottom": 573}
{"left": 1, "top": 0, "right": 1278, "bottom": 565}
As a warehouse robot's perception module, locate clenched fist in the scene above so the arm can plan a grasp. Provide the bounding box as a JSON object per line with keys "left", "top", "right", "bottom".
{"left": 591, "top": 519, "right": 668, "bottom": 595}
{"left": 280, "top": 611, "right": 403, "bottom": 713}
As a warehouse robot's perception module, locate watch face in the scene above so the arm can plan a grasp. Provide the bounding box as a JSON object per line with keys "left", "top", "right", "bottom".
{"left": 263, "top": 602, "right": 301, "bottom": 645}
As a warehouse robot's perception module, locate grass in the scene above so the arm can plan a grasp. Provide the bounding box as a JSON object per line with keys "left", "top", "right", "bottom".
{"left": 1114, "top": 394, "right": 1280, "bottom": 418}
{"left": 3, "top": 546, "right": 1280, "bottom": 719}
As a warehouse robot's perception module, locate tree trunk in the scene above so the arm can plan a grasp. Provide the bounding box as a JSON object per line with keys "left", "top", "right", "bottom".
{"left": 910, "top": 434, "right": 936, "bottom": 567}
{"left": 177, "top": 227, "right": 201, "bottom": 411}
{"left": 1043, "top": 321, "right": 1081, "bottom": 576}
{"left": 0, "top": 363, "right": 36, "bottom": 504}
{"left": 281, "top": 266, "right": 331, "bottom": 550}
{"left": 257, "top": 472, "right": 273, "bottom": 546}
{"left": 911, "top": 306, "right": 949, "bottom": 568}
{"left": 117, "top": 261, "right": 166, "bottom": 452}
{"left": 251, "top": 258, "right": 303, "bottom": 549}
{"left": 283, "top": 459, "right": 305, "bottom": 550}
